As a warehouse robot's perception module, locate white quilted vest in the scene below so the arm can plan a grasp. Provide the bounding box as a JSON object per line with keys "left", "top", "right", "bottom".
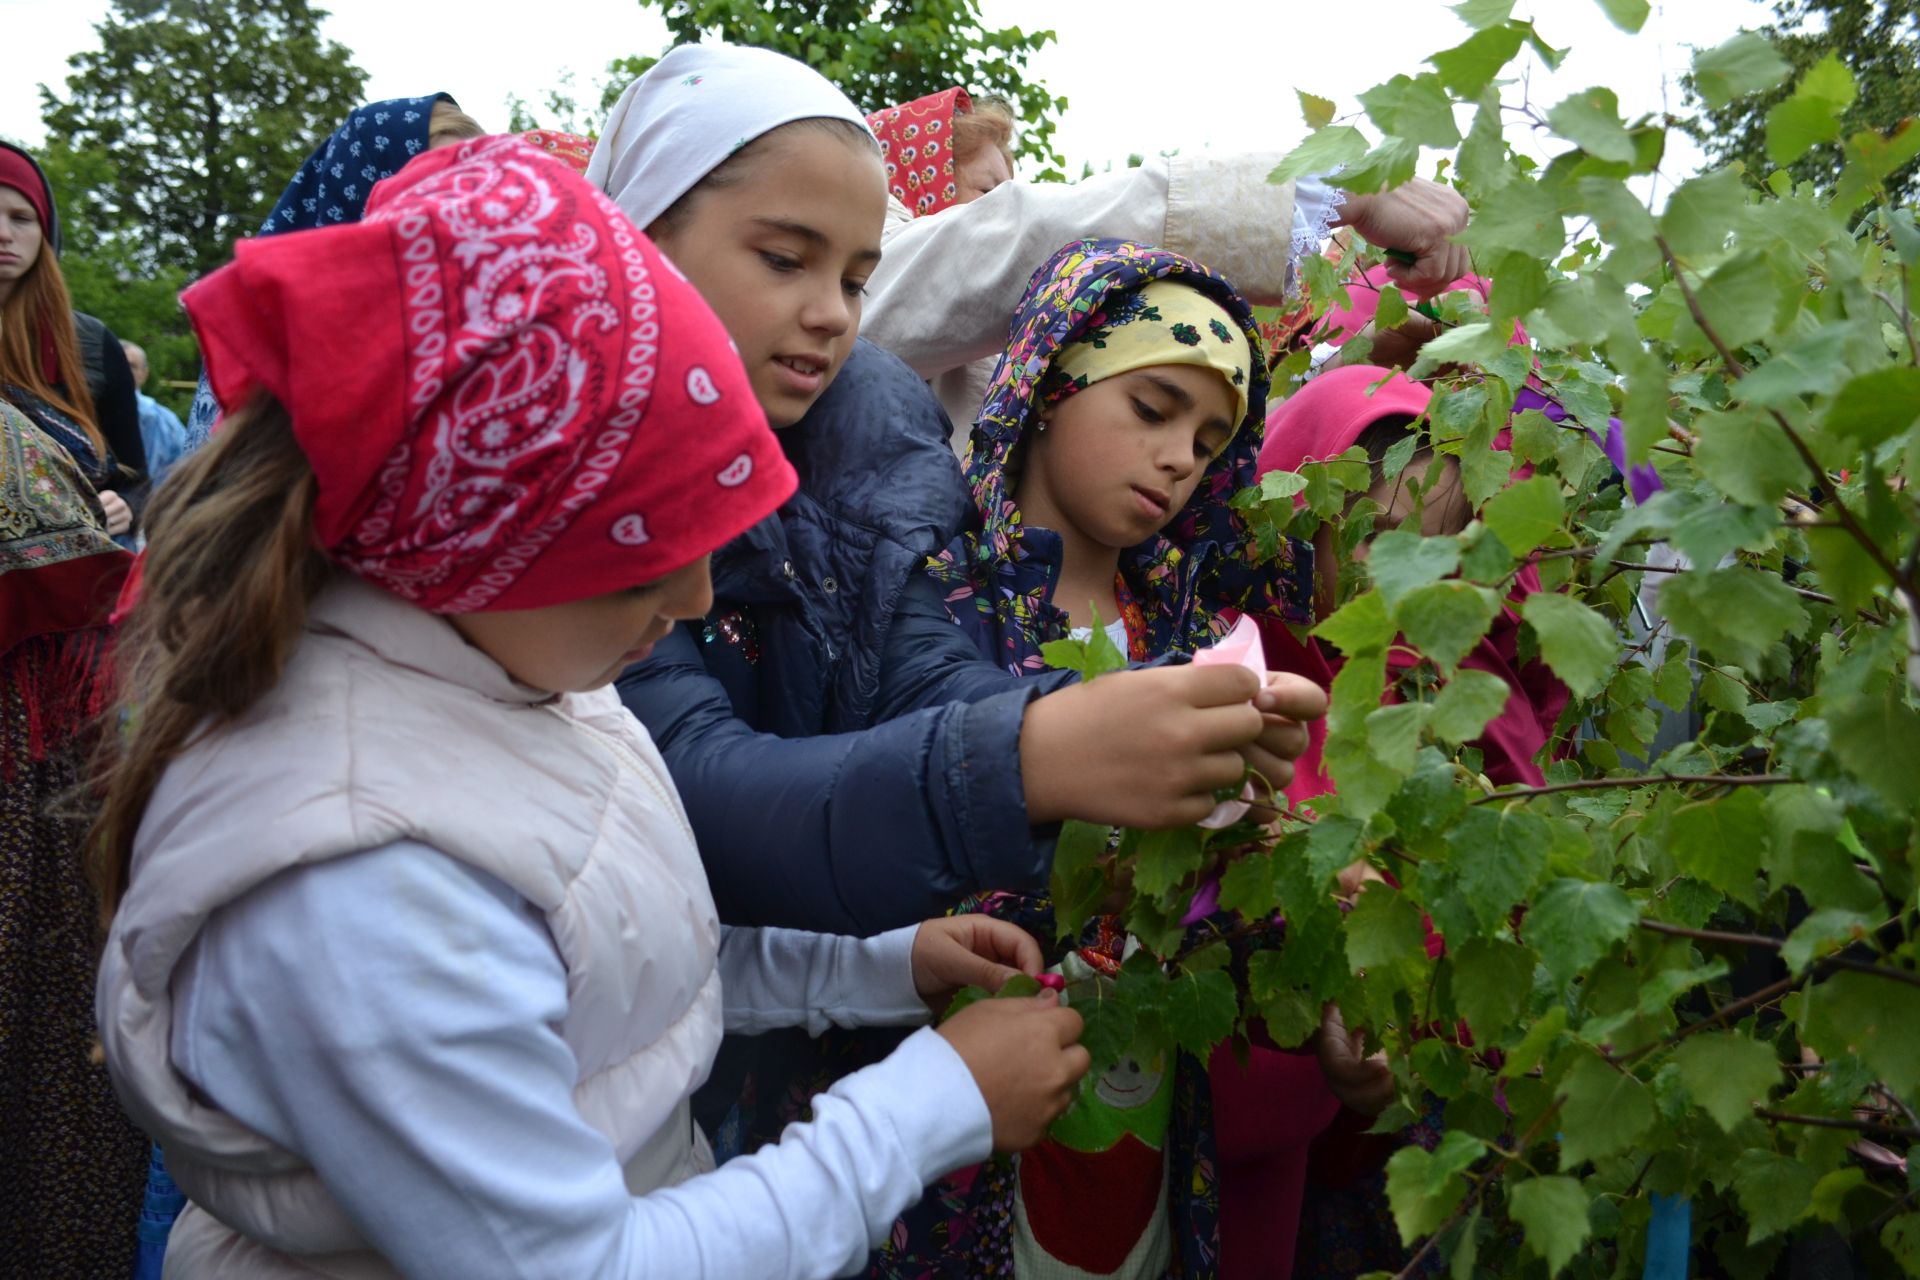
{"left": 96, "top": 576, "right": 723, "bottom": 1277}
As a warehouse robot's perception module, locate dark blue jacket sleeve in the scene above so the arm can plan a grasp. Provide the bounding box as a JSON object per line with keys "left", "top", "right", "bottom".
{"left": 618, "top": 624, "right": 1054, "bottom": 935}
{"left": 867, "top": 571, "right": 1079, "bottom": 719}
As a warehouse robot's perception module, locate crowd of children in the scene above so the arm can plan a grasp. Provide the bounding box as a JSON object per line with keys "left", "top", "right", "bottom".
{"left": 0, "top": 33, "right": 1638, "bottom": 1280}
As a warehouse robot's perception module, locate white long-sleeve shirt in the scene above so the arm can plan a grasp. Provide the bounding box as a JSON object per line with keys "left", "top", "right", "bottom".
{"left": 861, "top": 156, "right": 1342, "bottom": 444}
{"left": 168, "top": 840, "right": 991, "bottom": 1279}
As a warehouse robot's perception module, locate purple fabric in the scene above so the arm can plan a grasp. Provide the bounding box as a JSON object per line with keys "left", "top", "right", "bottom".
{"left": 1512, "top": 387, "right": 1662, "bottom": 504}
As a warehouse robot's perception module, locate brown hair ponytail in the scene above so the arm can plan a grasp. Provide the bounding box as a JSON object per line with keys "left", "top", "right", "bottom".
{"left": 90, "top": 392, "right": 331, "bottom": 913}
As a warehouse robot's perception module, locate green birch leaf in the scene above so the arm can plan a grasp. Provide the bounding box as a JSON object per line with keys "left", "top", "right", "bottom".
{"left": 1480, "top": 474, "right": 1566, "bottom": 555}
{"left": 1557, "top": 1053, "right": 1654, "bottom": 1167}
{"left": 1130, "top": 825, "right": 1207, "bottom": 899}
{"left": 1315, "top": 588, "right": 1397, "bottom": 656}
{"left": 1358, "top": 74, "right": 1462, "bottom": 148}
{"left": 1809, "top": 1167, "right": 1867, "bottom": 1224}
{"left": 1448, "top": 937, "right": 1538, "bottom": 1043}
{"left": 1732, "top": 1150, "right": 1817, "bottom": 1243}
{"left": 1548, "top": 86, "right": 1637, "bottom": 163}
{"left": 1335, "top": 136, "right": 1424, "bottom": 194}
{"left": 1781, "top": 909, "right": 1874, "bottom": 975}
{"left": 1457, "top": 179, "right": 1567, "bottom": 259}
{"left": 1297, "top": 89, "right": 1337, "bottom": 130}
{"left": 1690, "top": 32, "right": 1792, "bottom": 109}
{"left": 1050, "top": 819, "right": 1114, "bottom": 940}
{"left": 1526, "top": 879, "right": 1638, "bottom": 984}
{"left": 1766, "top": 92, "right": 1844, "bottom": 167}
{"left": 1428, "top": 23, "right": 1527, "bottom": 97}
{"left": 1444, "top": 806, "right": 1552, "bottom": 933}
{"left": 1347, "top": 888, "right": 1427, "bottom": 973}
{"left": 1374, "top": 284, "right": 1411, "bottom": 332}
{"left": 1657, "top": 565, "right": 1809, "bottom": 670}
{"left": 1270, "top": 125, "right": 1371, "bottom": 185}
{"left": 1367, "top": 702, "right": 1431, "bottom": 776}
{"left": 1429, "top": 668, "right": 1515, "bottom": 743}
{"left": 1591, "top": 0, "right": 1648, "bottom": 31}
{"left": 1825, "top": 681, "right": 1920, "bottom": 813}
{"left": 1161, "top": 968, "right": 1238, "bottom": 1059}
{"left": 1386, "top": 1144, "right": 1467, "bottom": 1245}
{"left": 1450, "top": 0, "right": 1516, "bottom": 30}
{"left": 1692, "top": 408, "right": 1807, "bottom": 507}
{"left": 1795, "top": 971, "right": 1920, "bottom": 1097}
{"left": 1521, "top": 594, "right": 1621, "bottom": 699}
{"left": 1659, "top": 167, "right": 1746, "bottom": 258}
{"left": 1734, "top": 325, "right": 1855, "bottom": 407}
{"left": 1368, "top": 531, "right": 1463, "bottom": 608}
{"left": 1667, "top": 788, "right": 1769, "bottom": 904}
{"left": 1509, "top": 1176, "right": 1593, "bottom": 1276}
{"left": 1069, "top": 973, "right": 1138, "bottom": 1079}
{"left": 1823, "top": 367, "right": 1920, "bottom": 445}
{"left": 1673, "top": 1032, "right": 1780, "bottom": 1132}
{"left": 1398, "top": 580, "right": 1504, "bottom": 674}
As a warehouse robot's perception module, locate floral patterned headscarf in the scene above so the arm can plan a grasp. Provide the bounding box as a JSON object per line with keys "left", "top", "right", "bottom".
{"left": 866, "top": 87, "right": 969, "bottom": 217}
{"left": 932, "top": 238, "right": 1312, "bottom": 674}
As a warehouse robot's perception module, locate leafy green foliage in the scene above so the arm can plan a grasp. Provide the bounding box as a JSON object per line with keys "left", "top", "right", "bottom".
{"left": 1051, "top": 9, "right": 1920, "bottom": 1273}
{"left": 1681, "top": 0, "right": 1920, "bottom": 204}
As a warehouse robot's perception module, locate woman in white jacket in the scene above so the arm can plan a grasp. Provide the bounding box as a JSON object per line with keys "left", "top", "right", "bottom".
{"left": 92, "top": 135, "right": 1088, "bottom": 1280}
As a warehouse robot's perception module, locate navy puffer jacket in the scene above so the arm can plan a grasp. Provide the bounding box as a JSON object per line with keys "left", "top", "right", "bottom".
{"left": 617, "top": 340, "right": 1073, "bottom": 934}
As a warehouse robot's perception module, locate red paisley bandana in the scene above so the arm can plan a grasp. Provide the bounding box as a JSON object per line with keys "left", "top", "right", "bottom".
{"left": 519, "top": 129, "right": 596, "bottom": 175}
{"left": 866, "top": 87, "right": 970, "bottom": 218}
{"left": 184, "top": 135, "right": 795, "bottom": 613}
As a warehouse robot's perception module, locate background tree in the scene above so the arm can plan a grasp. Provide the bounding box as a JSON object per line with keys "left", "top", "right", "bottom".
{"left": 40, "top": 0, "right": 368, "bottom": 279}
{"left": 31, "top": 0, "right": 367, "bottom": 410}
{"left": 1680, "top": 0, "right": 1920, "bottom": 202}
{"left": 598, "top": 0, "right": 1071, "bottom": 178}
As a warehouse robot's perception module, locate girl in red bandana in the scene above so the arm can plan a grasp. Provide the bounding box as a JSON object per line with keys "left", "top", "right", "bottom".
{"left": 91, "top": 137, "right": 1090, "bottom": 1280}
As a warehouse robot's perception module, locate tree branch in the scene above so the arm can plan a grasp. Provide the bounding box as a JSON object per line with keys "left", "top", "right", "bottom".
{"left": 1469, "top": 773, "right": 1793, "bottom": 804}
{"left": 1638, "top": 919, "right": 1782, "bottom": 950}
{"left": 1654, "top": 234, "right": 1910, "bottom": 595}
{"left": 1754, "top": 1109, "right": 1920, "bottom": 1143}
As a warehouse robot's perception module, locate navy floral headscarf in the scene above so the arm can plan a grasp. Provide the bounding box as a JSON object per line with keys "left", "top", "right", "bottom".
{"left": 184, "top": 93, "right": 454, "bottom": 449}
{"left": 931, "top": 238, "right": 1313, "bottom": 675}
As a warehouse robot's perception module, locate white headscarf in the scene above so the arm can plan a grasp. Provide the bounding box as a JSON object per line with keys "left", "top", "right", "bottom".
{"left": 587, "top": 42, "right": 875, "bottom": 232}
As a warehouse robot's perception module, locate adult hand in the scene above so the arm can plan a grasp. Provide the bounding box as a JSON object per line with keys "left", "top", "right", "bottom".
{"left": 912, "top": 914, "right": 1043, "bottom": 1011}
{"left": 1022, "top": 665, "right": 1266, "bottom": 829}
{"left": 97, "top": 489, "right": 133, "bottom": 537}
{"left": 1334, "top": 178, "right": 1471, "bottom": 298}
{"left": 938, "top": 993, "right": 1090, "bottom": 1151}
{"left": 1314, "top": 1002, "right": 1396, "bottom": 1116}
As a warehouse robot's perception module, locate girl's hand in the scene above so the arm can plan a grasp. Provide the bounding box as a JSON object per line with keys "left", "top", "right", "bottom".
{"left": 98, "top": 489, "right": 133, "bottom": 536}
{"left": 1023, "top": 665, "right": 1322, "bottom": 830}
{"left": 912, "top": 914, "right": 1043, "bottom": 1011}
{"left": 1315, "top": 1002, "right": 1396, "bottom": 1116}
{"left": 1333, "top": 178, "right": 1472, "bottom": 298}
{"left": 937, "top": 992, "right": 1090, "bottom": 1151}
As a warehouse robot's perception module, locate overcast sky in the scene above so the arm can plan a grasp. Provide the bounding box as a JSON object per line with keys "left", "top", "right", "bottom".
{"left": 6, "top": 0, "right": 1773, "bottom": 187}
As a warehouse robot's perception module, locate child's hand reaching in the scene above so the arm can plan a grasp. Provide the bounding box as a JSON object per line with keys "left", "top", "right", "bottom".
{"left": 1314, "top": 1003, "right": 1396, "bottom": 1116}
{"left": 911, "top": 914, "right": 1043, "bottom": 1011}
{"left": 938, "top": 992, "right": 1091, "bottom": 1151}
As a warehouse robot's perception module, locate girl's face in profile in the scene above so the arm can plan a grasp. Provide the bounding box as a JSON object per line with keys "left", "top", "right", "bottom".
{"left": 649, "top": 128, "right": 888, "bottom": 429}
{"left": 449, "top": 555, "right": 714, "bottom": 694}
{"left": 1018, "top": 364, "right": 1237, "bottom": 551}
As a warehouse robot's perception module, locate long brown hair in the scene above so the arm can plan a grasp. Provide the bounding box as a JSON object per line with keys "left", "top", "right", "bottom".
{"left": 90, "top": 392, "right": 331, "bottom": 914}
{"left": 0, "top": 233, "right": 104, "bottom": 458}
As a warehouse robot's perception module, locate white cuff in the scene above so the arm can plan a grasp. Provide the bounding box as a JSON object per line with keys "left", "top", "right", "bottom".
{"left": 832, "top": 1025, "right": 994, "bottom": 1184}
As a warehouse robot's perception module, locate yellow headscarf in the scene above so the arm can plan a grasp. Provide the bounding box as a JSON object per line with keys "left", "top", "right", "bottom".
{"left": 1045, "top": 279, "right": 1254, "bottom": 429}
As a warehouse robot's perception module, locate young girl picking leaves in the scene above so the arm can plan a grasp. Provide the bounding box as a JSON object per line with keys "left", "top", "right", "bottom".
{"left": 92, "top": 138, "right": 1089, "bottom": 1280}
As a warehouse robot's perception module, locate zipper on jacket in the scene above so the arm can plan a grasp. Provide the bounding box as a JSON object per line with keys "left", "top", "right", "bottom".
{"left": 540, "top": 704, "right": 696, "bottom": 845}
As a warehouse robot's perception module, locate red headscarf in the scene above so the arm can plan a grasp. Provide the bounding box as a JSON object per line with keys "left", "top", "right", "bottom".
{"left": 519, "top": 129, "right": 596, "bottom": 175}
{"left": 184, "top": 135, "right": 796, "bottom": 614}
{"left": 0, "top": 143, "right": 64, "bottom": 383}
{"left": 866, "top": 87, "right": 970, "bottom": 217}
{"left": 1256, "top": 364, "right": 1568, "bottom": 800}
